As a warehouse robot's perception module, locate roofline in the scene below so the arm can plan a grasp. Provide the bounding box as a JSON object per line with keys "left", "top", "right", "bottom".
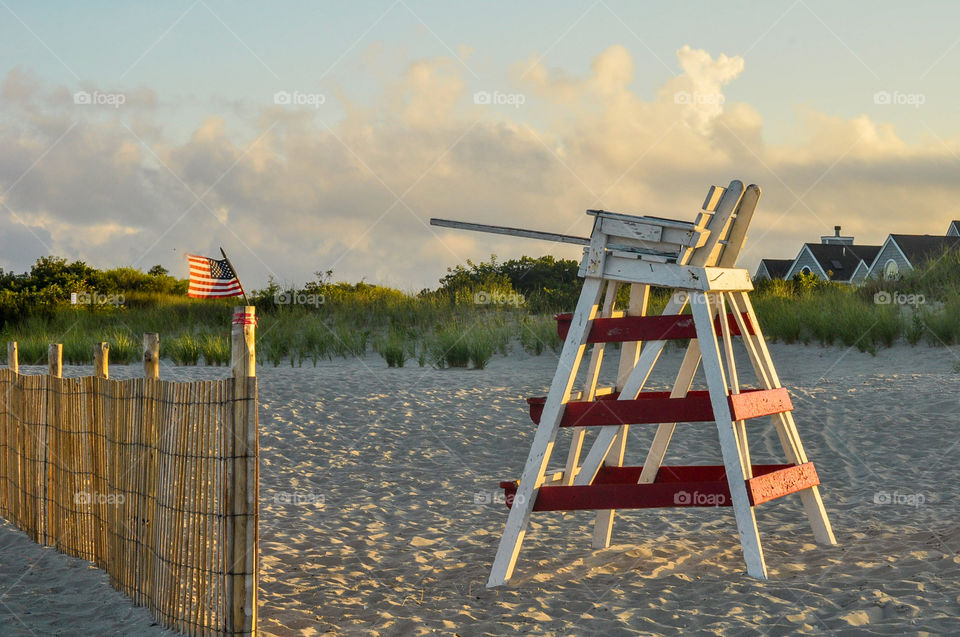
{"left": 784, "top": 244, "right": 829, "bottom": 280}
{"left": 866, "top": 235, "right": 912, "bottom": 277}
{"left": 851, "top": 260, "right": 869, "bottom": 281}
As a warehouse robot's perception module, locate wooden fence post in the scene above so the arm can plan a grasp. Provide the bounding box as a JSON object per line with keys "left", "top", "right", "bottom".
{"left": 48, "top": 344, "right": 62, "bottom": 378}
{"left": 7, "top": 342, "right": 18, "bottom": 373}
{"left": 94, "top": 343, "right": 109, "bottom": 379}
{"left": 231, "top": 307, "right": 255, "bottom": 379}
{"left": 143, "top": 333, "right": 159, "bottom": 380}
{"left": 228, "top": 306, "right": 257, "bottom": 635}
{"left": 44, "top": 343, "right": 61, "bottom": 546}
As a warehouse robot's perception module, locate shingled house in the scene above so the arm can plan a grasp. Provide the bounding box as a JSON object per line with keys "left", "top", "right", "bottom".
{"left": 780, "top": 226, "right": 881, "bottom": 284}
{"left": 754, "top": 222, "right": 960, "bottom": 284}
{"left": 754, "top": 258, "right": 794, "bottom": 281}
{"left": 867, "top": 222, "right": 960, "bottom": 279}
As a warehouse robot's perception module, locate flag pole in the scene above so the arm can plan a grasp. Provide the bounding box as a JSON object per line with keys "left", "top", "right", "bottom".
{"left": 219, "top": 247, "right": 251, "bottom": 306}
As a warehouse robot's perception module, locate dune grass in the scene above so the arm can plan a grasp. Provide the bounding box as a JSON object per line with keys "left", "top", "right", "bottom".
{"left": 3, "top": 254, "right": 960, "bottom": 369}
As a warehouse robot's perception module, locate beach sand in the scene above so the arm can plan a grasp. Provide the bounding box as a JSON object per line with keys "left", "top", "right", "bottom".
{"left": 2, "top": 343, "right": 960, "bottom": 635}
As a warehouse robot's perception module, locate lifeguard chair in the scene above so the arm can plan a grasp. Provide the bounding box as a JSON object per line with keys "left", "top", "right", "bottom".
{"left": 432, "top": 180, "right": 836, "bottom": 587}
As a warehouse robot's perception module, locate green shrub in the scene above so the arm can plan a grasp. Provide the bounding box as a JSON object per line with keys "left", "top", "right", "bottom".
{"left": 168, "top": 333, "right": 201, "bottom": 365}
{"left": 300, "top": 321, "right": 333, "bottom": 366}
{"left": 107, "top": 331, "right": 138, "bottom": 364}
{"left": 430, "top": 323, "right": 471, "bottom": 368}
{"left": 200, "top": 333, "right": 229, "bottom": 366}
{"left": 519, "top": 315, "right": 561, "bottom": 354}
{"left": 373, "top": 328, "right": 411, "bottom": 367}
{"left": 62, "top": 337, "right": 94, "bottom": 365}
{"left": 330, "top": 321, "right": 368, "bottom": 358}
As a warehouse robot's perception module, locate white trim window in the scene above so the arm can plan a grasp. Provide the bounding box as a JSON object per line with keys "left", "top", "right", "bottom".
{"left": 883, "top": 259, "right": 900, "bottom": 280}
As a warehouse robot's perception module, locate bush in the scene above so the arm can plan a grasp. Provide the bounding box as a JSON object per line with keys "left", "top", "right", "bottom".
{"left": 200, "top": 333, "right": 229, "bottom": 366}
{"left": 373, "top": 329, "right": 412, "bottom": 367}
{"left": 430, "top": 323, "right": 472, "bottom": 368}
{"left": 519, "top": 315, "right": 561, "bottom": 354}
{"left": 168, "top": 333, "right": 201, "bottom": 365}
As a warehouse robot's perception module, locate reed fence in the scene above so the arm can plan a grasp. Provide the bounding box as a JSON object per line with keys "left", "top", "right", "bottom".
{"left": 0, "top": 307, "right": 259, "bottom": 636}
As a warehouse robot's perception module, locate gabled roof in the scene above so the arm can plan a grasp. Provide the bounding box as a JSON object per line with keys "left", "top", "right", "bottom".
{"left": 802, "top": 243, "right": 881, "bottom": 281}
{"left": 947, "top": 221, "right": 960, "bottom": 237}
{"left": 851, "top": 260, "right": 870, "bottom": 281}
{"left": 758, "top": 258, "right": 793, "bottom": 279}
{"left": 889, "top": 234, "right": 960, "bottom": 267}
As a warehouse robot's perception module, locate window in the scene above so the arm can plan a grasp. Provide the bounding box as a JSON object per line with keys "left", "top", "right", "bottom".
{"left": 801, "top": 266, "right": 812, "bottom": 275}
{"left": 883, "top": 259, "right": 899, "bottom": 280}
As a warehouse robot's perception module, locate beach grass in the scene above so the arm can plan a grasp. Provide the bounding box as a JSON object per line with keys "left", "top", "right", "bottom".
{"left": 2, "top": 254, "right": 960, "bottom": 368}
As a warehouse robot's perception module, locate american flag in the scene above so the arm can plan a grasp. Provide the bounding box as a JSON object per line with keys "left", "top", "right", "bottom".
{"left": 187, "top": 254, "right": 245, "bottom": 299}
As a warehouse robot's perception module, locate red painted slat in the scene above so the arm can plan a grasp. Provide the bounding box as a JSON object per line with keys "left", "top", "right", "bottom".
{"left": 525, "top": 388, "right": 793, "bottom": 426}
{"left": 746, "top": 462, "right": 820, "bottom": 505}
{"left": 533, "top": 481, "right": 733, "bottom": 510}
{"left": 729, "top": 387, "right": 793, "bottom": 421}
{"left": 555, "top": 312, "right": 755, "bottom": 342}
{"left": 499, "top": 464, "right": 802, "bottom": 510}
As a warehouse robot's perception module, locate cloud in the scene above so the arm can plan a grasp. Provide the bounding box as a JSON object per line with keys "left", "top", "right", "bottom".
{"left": 1, "top": 47, "right": 959, "bottom": 288}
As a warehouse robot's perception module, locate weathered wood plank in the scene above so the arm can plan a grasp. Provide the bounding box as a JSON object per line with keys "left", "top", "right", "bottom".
{"left": 746, "top": 462, "right": 820, "bottom": 506}
{"left": 555, "top": 311, "right": 755, "bottom": 342}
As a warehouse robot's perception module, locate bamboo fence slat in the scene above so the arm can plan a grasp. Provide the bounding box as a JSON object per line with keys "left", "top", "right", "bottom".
{"left": 0, "top": 357, "right": 259, "bottom": 636}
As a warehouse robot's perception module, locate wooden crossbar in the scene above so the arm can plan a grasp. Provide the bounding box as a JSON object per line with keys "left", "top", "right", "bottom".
{"left": 525, "top": 388, "right": 793, "bottom": 427}
{"left": 499, "top": 462, "right": 820, "bottom": 511}
{"left": 555, "top": 312, "right": 755, "bottom": 342}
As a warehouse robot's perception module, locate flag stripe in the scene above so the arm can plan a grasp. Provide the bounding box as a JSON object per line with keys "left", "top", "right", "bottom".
{"left": 186, "top": 253, "right": 244, "bottom": 299}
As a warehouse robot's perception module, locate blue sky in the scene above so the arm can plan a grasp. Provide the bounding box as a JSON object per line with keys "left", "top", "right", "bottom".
{"left": 2, "top": 1, "right": 960, "bottom": 288}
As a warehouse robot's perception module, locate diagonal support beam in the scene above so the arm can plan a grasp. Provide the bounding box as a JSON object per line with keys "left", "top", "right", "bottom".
{"left": 487, "top": 276, "right": 604, "bottom": 587}
{"left": 690, "top": 292, "right": 767, "bottom": 578}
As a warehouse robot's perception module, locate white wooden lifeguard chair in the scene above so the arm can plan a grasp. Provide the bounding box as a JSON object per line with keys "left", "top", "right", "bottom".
{"left": 432, "top": 180, "right": 836, "bottom": 587}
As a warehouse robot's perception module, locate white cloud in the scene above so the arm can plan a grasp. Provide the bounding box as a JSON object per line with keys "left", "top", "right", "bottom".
{"left": 1, "top": 46, "right": 959, "bottom": 288}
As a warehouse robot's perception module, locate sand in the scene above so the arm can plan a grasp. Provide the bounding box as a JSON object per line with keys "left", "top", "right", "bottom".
{"left": 2, "top": 343, "right": 960, "bottom": 635}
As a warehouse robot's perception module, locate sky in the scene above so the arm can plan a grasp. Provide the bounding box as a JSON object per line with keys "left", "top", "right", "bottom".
{"left": 2, "top": 1, "right": 960, "bottom": 290}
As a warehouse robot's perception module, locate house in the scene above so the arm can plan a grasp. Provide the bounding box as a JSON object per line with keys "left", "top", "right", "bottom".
{"left": 782, "top": 226, "right": 880, "bottom": 284}
{"left": 867, "top": 223, "right": 960, "bottom": 279}
{"left": 754, "top": 258, "right": 793, "bottom": 281}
